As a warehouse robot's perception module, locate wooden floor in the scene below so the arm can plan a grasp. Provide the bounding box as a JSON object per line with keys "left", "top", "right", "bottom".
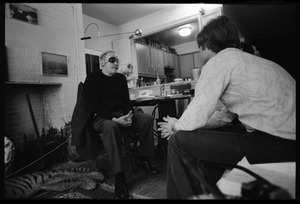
{"left": 97, "top": 148, "right": 168, "bottom": 199}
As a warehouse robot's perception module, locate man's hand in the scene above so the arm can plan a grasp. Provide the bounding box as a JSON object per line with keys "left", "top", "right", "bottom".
{"left": 112, "top": 111, "right": 132, "bottom": 127}
{"left": 157, "top": 116, "right": 178, "bottom": 140}
{"left": 124, "top": 110, "right": 133, "bottom": 121}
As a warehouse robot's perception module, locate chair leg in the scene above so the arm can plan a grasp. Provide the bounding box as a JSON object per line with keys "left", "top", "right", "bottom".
{"left": 128, "top": 152, "right": 135, "bottom": 174}
{"left": 155, "top": 119, "right": 167, "bottom": 159}
{"left": 153, "top": 129, "right": 163, "bottom": 159}
{"left": 123, "top": 133, "right": 136, "bottom": 174}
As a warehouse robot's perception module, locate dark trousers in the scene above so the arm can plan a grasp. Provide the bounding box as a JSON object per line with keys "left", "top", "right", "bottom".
{"left": 166, "top": 124, "right": 296, "bottom": 199}
{"left": 93, "top": 112, "right": 155, "bottom": 174}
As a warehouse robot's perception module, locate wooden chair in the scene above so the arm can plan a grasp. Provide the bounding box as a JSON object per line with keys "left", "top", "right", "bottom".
{"left": 170, "top": 82, "right": 191, "bottom": 117}
{"left": 151, "top": 105, "right": 165, "bottom": 157}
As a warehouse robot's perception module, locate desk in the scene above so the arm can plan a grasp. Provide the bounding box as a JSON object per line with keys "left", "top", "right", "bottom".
{"left": 131, "top": 94, "right": 192, "bottom": 119}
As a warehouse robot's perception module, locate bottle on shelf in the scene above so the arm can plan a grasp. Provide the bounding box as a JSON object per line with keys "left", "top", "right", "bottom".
{"left": 160, "top": 83, "right": 165, "bottom": 96}
{"left": 140, "top": 77, "right": 145, "bottom": 86}
{"left": 156, "top": 70, "right": 160, "bottom": 85}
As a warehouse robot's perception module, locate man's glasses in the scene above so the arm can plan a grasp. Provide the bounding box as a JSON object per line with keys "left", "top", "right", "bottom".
{"left": 108, "top": 57, "right": 119, "bottom": 64}
{"left": 102, "top": 57, "right": 119, "bottom": 67}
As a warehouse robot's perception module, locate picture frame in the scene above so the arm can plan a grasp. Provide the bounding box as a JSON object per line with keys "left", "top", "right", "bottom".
{"left": 42, "top": 52, "right": 68, "bottom": 76}
{"left": 9, "top": 3, "right": 38, "bottom": 25}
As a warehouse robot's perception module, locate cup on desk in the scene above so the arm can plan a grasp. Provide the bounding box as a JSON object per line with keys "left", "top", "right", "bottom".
{"left": 130, "top": 93, "right": 136, "bottom": 100}
{"left": 192, "top": 68, "right": 200, "bottom": 81}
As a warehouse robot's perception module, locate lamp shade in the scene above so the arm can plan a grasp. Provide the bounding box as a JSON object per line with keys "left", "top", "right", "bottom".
{"left": 179, "top": 24, "right": 192, "bottom": 37}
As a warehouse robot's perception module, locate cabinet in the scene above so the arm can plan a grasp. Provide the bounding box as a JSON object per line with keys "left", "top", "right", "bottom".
{"left": 193, "top": 52, "right": 203, "bottom": 72}
{"left": 163, "top": 52, "right": 175, "bottom": 67}
{"left": 136, "top": 43, "right": 166, "bottom": 77}
{"left": 150, "top": 47, "right": 165, "bottom": 77}
{"left": 179, "top": 51, "right": 205, "bottom": 79}
{"left": 136, "top": 43, "right": 151, "bottom": 76}
{"left": 174, "top": 54, "right": 180, "bottom": 78}
{"left": 179, "top": 53, "right": 194, "bottom": 79}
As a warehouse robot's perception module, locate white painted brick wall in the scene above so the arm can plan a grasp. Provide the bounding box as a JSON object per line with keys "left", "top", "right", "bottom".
{"left": 4, "top": 3, "right": 85, "bottom": 148}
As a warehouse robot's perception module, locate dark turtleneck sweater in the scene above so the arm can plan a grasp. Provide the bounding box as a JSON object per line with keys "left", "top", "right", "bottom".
{"left": 83, "top": 70, "right": 132, "bottom": 120}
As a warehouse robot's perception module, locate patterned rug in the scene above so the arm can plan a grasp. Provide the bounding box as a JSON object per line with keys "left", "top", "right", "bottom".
{"left": 33, "top": 158, "right": 152, "bottom": 199}
{"left": 34, "top": 181, "right": 150, "bottom": 199}
{"left": 34, "top": 184, "right": 115, "bottom": 199}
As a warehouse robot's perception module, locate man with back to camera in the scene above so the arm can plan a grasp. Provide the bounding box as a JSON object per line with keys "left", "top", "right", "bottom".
{"left": 158, "top": 15, "right": 295, "bottom": 199}
{"left": 82, "top": 50, "right": 160, "bottom": 199}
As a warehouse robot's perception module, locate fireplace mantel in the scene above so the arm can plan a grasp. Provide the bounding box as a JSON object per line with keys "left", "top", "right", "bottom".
{"left": 5, "top": 81, "right": 62, "bottom": 86}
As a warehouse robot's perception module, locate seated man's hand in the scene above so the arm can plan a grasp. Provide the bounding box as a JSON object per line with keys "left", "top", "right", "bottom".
{"left": 124, "top": 110, "right": 133, "bottom": 120}
{"left": 112, "top": 111, "right": 132, "bottom": 127}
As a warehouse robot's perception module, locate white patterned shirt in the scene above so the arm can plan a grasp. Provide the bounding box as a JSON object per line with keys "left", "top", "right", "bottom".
{"left": 174, "top": 48, "right": 295, "bottom": 140}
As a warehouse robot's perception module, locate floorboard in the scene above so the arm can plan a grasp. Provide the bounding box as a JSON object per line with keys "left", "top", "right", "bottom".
{"left": 96, "top": 149, "right": 168, "bottom": 199}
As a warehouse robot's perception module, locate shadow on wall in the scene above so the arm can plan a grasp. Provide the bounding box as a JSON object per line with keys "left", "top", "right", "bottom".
{"left": 254, "top": 30, "right": 299, "bottom": 79}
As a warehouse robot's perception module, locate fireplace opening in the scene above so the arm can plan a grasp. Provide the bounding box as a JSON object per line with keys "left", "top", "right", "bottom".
{"left": 4, "top": 84, "right": 69, "bottom": 176}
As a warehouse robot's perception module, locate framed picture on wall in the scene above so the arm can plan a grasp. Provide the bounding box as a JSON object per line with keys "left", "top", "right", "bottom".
{"left": 42, "top": 52, "right": 68, "bottom": 76}
{"left": 9, "top": 3, "right": 38, "bottom": 25}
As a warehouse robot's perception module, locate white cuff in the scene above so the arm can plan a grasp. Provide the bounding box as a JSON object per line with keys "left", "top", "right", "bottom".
{"left": 172, "top": 122, "right": 177, "bottom": 132}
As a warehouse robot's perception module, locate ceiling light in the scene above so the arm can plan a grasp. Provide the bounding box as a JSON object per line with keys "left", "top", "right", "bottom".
{"left": 178, "top": 24, "right": 192, "bottom": 37}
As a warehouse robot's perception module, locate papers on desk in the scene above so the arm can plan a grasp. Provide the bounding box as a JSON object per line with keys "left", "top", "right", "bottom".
{"left": 130, "top": 90, "right": 155, "bottom": 100}
{"left": 138, "top": 90, "right": 153, "bottom": 98}
{"left": 135, "top": 95, "right": 155, "bottom": 100}
{"left": 132, "top": 94, "right": 191, "bottom": 101}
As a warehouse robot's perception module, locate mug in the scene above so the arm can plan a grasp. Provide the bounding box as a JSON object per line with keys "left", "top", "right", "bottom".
{"left": 192, "top": 69, "right": 200, "bottom": 81}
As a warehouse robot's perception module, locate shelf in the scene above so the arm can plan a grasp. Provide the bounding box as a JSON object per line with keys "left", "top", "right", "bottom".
{"left": 134, "top": 41, "right": 177, "bottom": 54}
{"left": 5, "top": 81, "right": 62, "bottom": 86}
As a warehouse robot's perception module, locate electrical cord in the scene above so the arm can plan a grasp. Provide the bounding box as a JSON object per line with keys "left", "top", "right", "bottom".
{"left": 5, "top": 136, "right": 71, "bottom": 179}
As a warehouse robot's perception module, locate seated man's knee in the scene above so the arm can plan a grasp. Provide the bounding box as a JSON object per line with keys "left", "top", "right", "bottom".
{"left": 94, "top": 119, "right": 119, "bottom": 133}
{"left": 104, "top": 120, "right": 119, "bottom": 130}
{"left": 135, "top": 112, "right": 153, "bottom": 124}
{"left": 144, "top": 113, "right": 154, "bottom": 122}
{"left": 133, "top": 107, "right": 144, "bottom": 114}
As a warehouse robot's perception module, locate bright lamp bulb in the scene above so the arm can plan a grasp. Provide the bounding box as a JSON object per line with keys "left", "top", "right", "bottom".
{"left": 179, "top": 24, "right": 192, "bottom": 37}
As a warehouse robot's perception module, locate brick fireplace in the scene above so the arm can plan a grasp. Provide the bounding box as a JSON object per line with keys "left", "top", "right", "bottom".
{"left": 3, "top": 45, "right": 76, "bottom": 150}
{"left": 4, "top": 83, "right": 70, "bottom": 174}
{"left": 3, "top": 43, "right": 80, "bottom": 174}
{"left": 4, "top": 84, "right": 65, "bottom": 147}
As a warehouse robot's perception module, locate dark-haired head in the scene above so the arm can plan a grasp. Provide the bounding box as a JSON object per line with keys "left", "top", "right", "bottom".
{"left": 196, "top": 15, "right": 240, "bottom": 53}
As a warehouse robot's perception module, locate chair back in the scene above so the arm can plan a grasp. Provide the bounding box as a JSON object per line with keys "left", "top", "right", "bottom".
{"left": 170, "top": 82, "right": 191, "bottom": 118}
